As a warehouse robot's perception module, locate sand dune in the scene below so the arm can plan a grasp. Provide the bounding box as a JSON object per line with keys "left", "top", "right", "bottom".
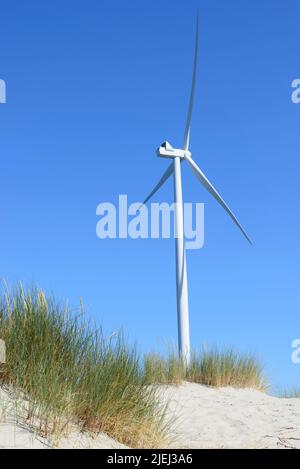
{"left": 0, "top": 421, "right": 126, "bottom": 449}
{"left": 161, "top": 382, "right": 300, "bottom": 449}
{"left": 1, "top": 383, "right": 300, "bottom": 448}
{"left": 0, "top": 387, "right": 126, "bottom": 449}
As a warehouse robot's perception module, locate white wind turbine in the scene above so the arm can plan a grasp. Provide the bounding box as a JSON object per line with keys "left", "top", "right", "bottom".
{"left": 142, "top": 16, "right": 251, "bottom": 367}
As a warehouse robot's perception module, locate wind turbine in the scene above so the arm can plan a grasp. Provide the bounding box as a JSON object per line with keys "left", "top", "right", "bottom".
{"left": 142, "top": 16, "right": 251, "bottom": 367}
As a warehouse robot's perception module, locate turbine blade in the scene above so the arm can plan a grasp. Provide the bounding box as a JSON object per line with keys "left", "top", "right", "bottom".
{"left": 183, "top": 15, "right": 199, "bottom": 151}
{"left": 185, "top": 153, "right": 252, "bottom": 244}
{"left": 142, "top": 162, "right": 174, "bottom": 206}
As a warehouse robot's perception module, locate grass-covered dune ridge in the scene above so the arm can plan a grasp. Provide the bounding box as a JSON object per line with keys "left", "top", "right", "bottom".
{"left": 0, "top": 284, "right": 267, "bottom": 447}
{"left": 0, "top": 285, "right": 166, "bottom": 447}
{"left": 144, "top": 348, "right": 267, "bottom": 390}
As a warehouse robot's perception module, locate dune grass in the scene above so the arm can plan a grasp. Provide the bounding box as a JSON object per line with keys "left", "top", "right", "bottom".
{"left": 144, "top": 348, "right": 267, "bottom": 391}
{"left": 0, "top": 284, "right": 268, "bottom": 446}
{"left": 144, "top": 352, "right": 185, "bottom": 386}
{"left": 0, "top": 285, "right": 166, "bottom": 447}
{"left": 280, "top": 389, "right": 300, "bottom": 398}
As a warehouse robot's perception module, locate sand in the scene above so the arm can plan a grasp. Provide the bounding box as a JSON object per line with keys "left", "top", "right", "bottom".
{"left": 0, "top": 387, "right": 127, "bottom": 449}
{"left": 160, "top": 382, "right": 300, "bottom": 449}
{"left": 1, "top": 383, "right": 300, "bottom": 449}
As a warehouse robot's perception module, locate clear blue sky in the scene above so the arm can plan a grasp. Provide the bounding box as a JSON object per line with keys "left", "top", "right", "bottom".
{"left": 0, "top": 0, "right": 299, "bottom": 391}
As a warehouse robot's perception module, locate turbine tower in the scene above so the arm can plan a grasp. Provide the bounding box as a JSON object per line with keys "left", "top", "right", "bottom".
{"left": 142, "top": 16, "right": 251, "bottom": 367}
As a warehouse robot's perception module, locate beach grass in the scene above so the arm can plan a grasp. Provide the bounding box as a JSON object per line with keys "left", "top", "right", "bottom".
{"left": 0, "top": 283, "right": 268, "bottom": 447}
{"left": 144, "top": 352, "right": 185, "bottom": 386}
{"left": 144, "top": 348, "right": 267, "bottom": 391}
{"left": 280, "top": 389, "right": 300, "bottom": 398}
{"left": 0, "top": 285, "right": 167, "bottom": 447}
{"left": 188, "top": 348, "right": 267, "bottom": 390}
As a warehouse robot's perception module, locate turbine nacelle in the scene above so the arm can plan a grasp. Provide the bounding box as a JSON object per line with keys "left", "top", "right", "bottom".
{"left": 157, "top": 141, "right": 191, "bottom": 159}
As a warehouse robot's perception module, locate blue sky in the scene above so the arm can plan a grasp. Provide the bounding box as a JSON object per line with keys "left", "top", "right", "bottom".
{"left": 0, "top": 0, "right": 299, "bottom": 391}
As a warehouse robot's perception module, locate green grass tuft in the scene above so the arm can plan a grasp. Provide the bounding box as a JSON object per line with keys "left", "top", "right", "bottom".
{"left": 143, "top": 347, "right": 267, "bottom": 391}
{"left": 0, "top": 285, "right": 167, "bottom": 447}
{"left": 279, "top": 389, "right": 300, "bottom": 398}
{"left": 188, "top": 348, "right": 267, "bottom": 390}
{"left": 144, "top": 352, "right": 185, "bottom": 386}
